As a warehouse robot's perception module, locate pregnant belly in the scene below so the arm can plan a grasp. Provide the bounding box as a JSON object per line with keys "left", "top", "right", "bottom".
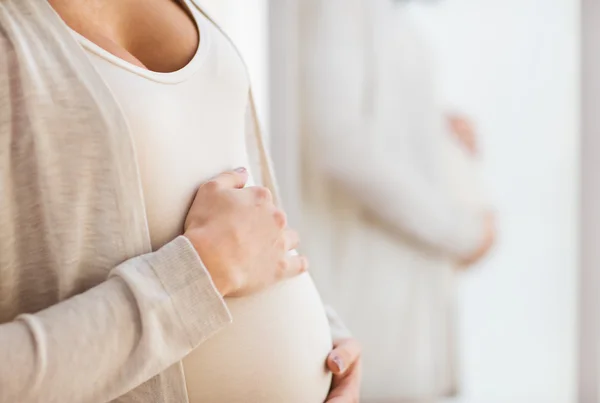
{"left": 183, "top": 273, "right": 333, "bottom": 403}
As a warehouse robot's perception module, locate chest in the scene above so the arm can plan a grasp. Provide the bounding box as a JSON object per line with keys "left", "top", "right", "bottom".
{"left": 50, "top": 0, "right": 199, "bottom": 72}
{"left": 78, "top": 6, "right": 251, "bottom": 250}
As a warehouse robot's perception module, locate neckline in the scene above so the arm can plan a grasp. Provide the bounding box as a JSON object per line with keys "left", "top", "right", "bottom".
{"left": 69, "top": 0, "right": 211, "bottom": 84}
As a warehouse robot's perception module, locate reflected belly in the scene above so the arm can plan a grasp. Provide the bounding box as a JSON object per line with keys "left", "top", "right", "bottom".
{"left": 183, "top": 273, "right": 333, "bottom": 403}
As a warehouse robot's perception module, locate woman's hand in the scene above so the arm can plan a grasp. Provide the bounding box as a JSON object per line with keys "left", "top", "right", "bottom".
{"left": 325, "top": 338, "right": 362, "bottom": 403}
{"left": 184, "top": 168, "right": 308, "bottom": 297}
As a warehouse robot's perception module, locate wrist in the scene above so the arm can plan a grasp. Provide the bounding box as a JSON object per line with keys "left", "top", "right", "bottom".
{"left": 184, "top": 229, "right": 232, "bottom": 297}
{"left": 210, "top": 274, "right": 233, "bottom": 298}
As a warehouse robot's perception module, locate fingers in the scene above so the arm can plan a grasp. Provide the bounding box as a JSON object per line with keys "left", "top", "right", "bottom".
{"left": 327, "top": 338, "right": 362, "bottom": 375}
{"left": 326, "top": 354, "right": 362, "bottom": 403}
{"left": 273, "top": 208, "right": 287, "bottom": 228}
{"left": 283, "top": 229, "right": 300, "bottom": 251}
{"left": 279, "top": 255, "right": 309, "bottom": 280}
{"left": 239, "top": 185, "right": 275, "bottom": 207}
{"left": 209, "top": 167, "right": 249, "bottom": 190}
{"left": 454, "top": 117, "right": 472, "bottom": 135}
{"left": 461, "top": 211, "right": 497, "bottom": 267}
{"left": 252, "top": 186, "right": 274, "bottom": 204}
{"left": 449, "top": 115, "right": 472, "bottom": 134}
{"left": 326, "top": 372, "right": 360, "bottom": 403}
{"left": 448, "top": 115, "right": 478, "bottom": 155}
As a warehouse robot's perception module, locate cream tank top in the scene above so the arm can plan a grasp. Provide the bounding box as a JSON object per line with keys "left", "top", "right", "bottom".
{"left": 72, "top": 2, "right": 332, "bottom": 402}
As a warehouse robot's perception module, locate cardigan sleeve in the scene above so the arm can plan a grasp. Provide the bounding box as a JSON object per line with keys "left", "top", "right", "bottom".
{"left": 0, "top": 236, "right": 232, "bottom": 403}
{"left": 301, "top": 0, "right": 485, "bottom": 259}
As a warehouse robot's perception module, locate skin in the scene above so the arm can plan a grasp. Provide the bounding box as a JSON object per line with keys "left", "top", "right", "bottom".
{"left": 446, "top": 114, "right": 497, "bottom": 267}
{"left": 49, "top": 0, "right": 199, "bottom": 72}
{"left": 447, "top": 114, "right": 478, "bottom": 156}
{"left": 48, "top": 0, "right": 362, "bottom": 400}
{"left": 460, "top": 211, "right": 496, "bottom": 267}
{"left": 326, "top": 339, "right": 362, "bottom": 403}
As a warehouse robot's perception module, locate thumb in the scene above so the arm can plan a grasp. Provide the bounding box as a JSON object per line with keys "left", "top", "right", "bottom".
{"left": 327, "top": 338, "right": 361, "bottom": 375}
{"left": 327, "top": 353, "right": 345, "bottom": 375}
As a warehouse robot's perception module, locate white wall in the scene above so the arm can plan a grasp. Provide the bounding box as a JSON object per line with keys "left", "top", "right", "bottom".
{"left": 409, "top": 1, "right": 580, "bottom": 403}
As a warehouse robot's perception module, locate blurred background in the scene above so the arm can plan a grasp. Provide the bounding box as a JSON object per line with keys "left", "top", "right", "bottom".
{"left": 203, "top": 0, "right": 581, "bottom": 402}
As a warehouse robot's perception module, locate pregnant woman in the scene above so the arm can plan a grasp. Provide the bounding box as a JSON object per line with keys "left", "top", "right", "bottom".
{"left": 0, "top": 0, "right": 360, "bottom": 402}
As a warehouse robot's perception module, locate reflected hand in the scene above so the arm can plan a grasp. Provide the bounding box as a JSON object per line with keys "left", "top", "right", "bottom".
{"left": 460, "top": 210, "right": 496, "bottom": 267}
{"left": 448, "top": 114, "right": 478, "bottom": 156}
{"left": 325, "top": 338, "right": 362, "bottom": 403}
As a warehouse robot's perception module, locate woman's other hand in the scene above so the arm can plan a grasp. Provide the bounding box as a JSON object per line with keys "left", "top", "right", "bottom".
{"left": 325, "top": 338, "right": 362, "bottom": 403}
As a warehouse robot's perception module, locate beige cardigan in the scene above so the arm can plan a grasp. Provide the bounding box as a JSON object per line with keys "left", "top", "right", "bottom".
{"left": 0, "top": 1, "right": 346, "bottom": 402}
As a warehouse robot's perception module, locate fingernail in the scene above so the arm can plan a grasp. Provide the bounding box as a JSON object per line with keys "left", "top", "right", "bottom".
{"left": 331, "top": 355, "right": 344, "bottom": 373}
{"left": 235, "top": 167, "right": 247, "bottom": 173}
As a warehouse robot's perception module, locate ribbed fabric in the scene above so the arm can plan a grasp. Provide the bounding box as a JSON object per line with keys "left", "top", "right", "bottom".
{"left": 112, "top": 236, "right": 233, "bottom": 350}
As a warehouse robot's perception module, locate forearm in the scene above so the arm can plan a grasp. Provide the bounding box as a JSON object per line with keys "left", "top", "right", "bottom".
{"left": 303, "top": 22, "right": 484, "bottom": 257}
{"left": 320, "top": 137, "right": 485, "bottom": 257}
{"left": 0, "top": 236, "right": 231, "bottom": 403}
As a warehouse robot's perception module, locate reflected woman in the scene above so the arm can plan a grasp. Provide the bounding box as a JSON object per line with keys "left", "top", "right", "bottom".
{"left": 299, "top": 0, "right": 496, "bottom": 402}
